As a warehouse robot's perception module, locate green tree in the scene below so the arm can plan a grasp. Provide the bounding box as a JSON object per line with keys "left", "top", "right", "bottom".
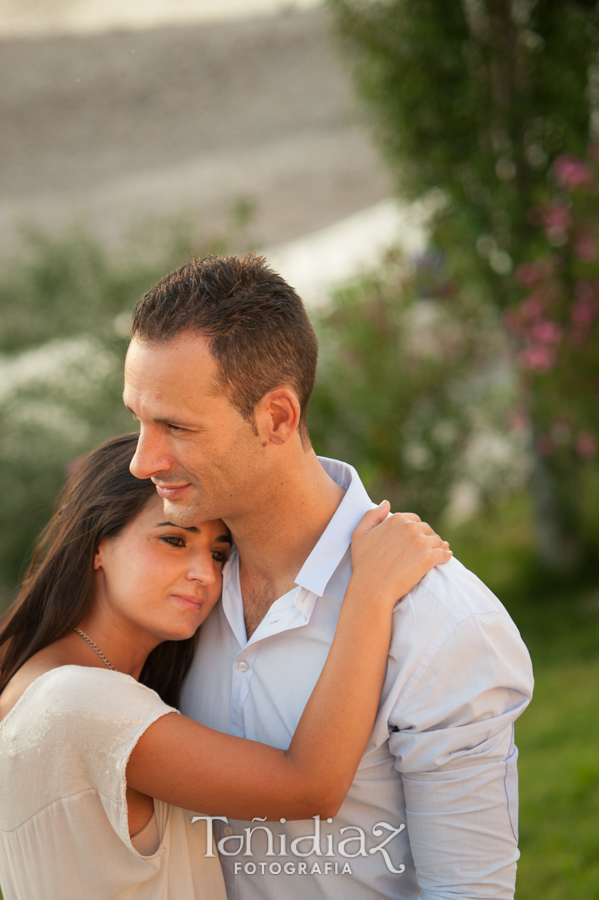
{"left": 504, "top": 149, "right": 599, "bottom": 569}
{"left": 309, "top": 252, "right": 520, "bottom": 525}
{"left": 328, "top": 0, "right": 599, "bottom": 569}
{"left": 0, "top": 222, "right": 196, "bottom": 604}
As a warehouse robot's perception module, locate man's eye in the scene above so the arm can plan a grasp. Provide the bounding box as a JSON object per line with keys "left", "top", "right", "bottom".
{"left": 162, "top": 536, "right": 186, "bottom": 548}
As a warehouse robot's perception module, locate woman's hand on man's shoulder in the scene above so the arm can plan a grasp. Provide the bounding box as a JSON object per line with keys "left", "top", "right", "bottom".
{"left": 349, "top": 501, "right": 452, "bottom": 607}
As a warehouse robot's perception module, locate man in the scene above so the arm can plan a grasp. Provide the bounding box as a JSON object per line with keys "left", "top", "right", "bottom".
{"left": 124, "top": 253, "right": 533, "bottom": 899}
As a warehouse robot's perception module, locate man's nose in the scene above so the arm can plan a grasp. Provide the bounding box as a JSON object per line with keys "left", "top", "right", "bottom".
{"left": 130, "top": 428, "right": 171, "bottom": 480}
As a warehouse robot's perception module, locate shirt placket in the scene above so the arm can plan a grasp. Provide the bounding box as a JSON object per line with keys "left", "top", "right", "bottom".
{"left": 228, "top": 586, "right": 315, "bottom": 738}
{"left": 228, "top": 643, "right": 260, "bottom": 737}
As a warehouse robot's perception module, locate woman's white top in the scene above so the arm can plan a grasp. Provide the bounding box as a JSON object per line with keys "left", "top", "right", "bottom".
{"left": 0, "top": 665, "right": 227, "bottom": 900}
{"left": 131, "top": 811, "right": 161, "bottom": 856}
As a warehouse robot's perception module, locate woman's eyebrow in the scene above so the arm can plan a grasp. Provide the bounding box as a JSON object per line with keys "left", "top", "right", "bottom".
{"left": 154, "top": 522, "right": 232, "bottom": 543}
{"left": 155, "top": 521, "right": 198, "bottom": 533}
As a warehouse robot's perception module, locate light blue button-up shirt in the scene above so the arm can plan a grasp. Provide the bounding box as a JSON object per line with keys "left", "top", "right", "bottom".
{"left": 181, "top": 458, "right": 534, "bottom": 899}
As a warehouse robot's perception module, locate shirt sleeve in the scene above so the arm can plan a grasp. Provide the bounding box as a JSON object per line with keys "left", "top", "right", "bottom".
{"left": 388, "top": 606, "right": 534, "bottom": 900}
{"left": 39, "top": 666, "right": 179, "bottom": 846}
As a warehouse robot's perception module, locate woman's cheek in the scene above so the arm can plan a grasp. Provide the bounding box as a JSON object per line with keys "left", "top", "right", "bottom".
{"left": 203, "top": 580, "right": 222, "bottom": 615}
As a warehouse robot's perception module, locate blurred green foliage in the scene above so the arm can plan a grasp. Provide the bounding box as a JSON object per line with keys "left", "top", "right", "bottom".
{"left": 511, "top": 150, "right": 599, "bottom": 441}
{"left": 0, "top": 221, "right": 199, "bottom": 602}
{"left": 444, "top": 495, "right": 599, "bottom": 900}
{"left": 309, "top": 250, "right": 524, "bottom": 522}
{"left": 517, "top": 657, "right": 599, "bottom": 899}
{"left": 328, "top": 0, "right": 599, "bottom": 303}
{"left": 327, "top": 0, "right": 599, "bottom": 571}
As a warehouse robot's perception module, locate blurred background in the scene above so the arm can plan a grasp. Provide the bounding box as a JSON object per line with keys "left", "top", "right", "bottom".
{"left": 1, "top": 1, "right": 598, "bottom": 897}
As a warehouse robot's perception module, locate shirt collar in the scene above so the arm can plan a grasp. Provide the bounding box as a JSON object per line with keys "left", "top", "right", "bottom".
{"left": 294, "top": 456, "right": 373, "bottom": 597}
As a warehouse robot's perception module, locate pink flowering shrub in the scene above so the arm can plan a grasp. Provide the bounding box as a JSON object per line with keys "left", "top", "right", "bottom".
{"left": 504, "top": 148, "right": 599, "bottom": 461}
{"left": 553, "top": 153, "right": 595, "bottom": 189}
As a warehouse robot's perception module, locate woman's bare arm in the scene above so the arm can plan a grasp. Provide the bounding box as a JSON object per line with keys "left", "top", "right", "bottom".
{"left": 127, "top": 504, "right": 451, "bottom": 821}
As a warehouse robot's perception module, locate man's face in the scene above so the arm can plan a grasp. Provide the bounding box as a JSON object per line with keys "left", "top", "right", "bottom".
{"left": 123, "top": 333, "right": 266, "bottom": 527}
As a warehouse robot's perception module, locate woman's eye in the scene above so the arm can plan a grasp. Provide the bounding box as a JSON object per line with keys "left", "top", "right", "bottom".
{"left": 212, "top": 550, "right": 229, "bottom": 564}
{"left": 162, "top": 535, "right": 186, "bottom": 548}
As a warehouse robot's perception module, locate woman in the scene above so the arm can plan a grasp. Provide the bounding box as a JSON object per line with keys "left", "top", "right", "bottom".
{"left": 0, "top": 433, "right": 451, "bottom": 900}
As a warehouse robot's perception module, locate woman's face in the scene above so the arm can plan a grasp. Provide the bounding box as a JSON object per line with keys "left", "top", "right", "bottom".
{"left": 93, "top": 493, "right": 232, "bottom": 645}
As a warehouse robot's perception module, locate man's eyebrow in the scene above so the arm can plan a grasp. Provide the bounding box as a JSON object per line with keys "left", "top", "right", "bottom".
{"left": 153, "top": 416, "right": 202, "bottom": 429}
{"left": 124, "top": 406, "right": 200, "bottom": 430}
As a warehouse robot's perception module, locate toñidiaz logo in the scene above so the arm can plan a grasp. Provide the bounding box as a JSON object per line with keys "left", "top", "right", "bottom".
{"left": 191, "top": 815, "right": 406, "bottom": 876}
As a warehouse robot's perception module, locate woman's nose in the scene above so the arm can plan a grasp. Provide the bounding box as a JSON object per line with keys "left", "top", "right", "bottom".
{"left": 185, "top": 551, "right": 217, "bottom": 586}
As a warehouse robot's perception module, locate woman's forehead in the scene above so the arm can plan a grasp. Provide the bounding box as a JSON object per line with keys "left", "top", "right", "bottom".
{"left": 141, "top": 498, "right": 230, "bottom": 541}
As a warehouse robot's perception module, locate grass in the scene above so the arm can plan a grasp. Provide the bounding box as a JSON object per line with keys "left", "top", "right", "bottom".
{"left": 516, "top": 657, "right": 599, "bottom": 899}
{"left": 445, "top": 494, "right": 599, "bottom": 899}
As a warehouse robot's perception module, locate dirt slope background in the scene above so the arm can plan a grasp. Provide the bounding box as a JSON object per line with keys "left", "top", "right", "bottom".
{"left": 0, "top": 7, "right": 392, "bottom": 256}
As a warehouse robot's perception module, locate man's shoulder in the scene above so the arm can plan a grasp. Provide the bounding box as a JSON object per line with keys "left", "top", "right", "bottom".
{"left": 417, "top": 556, "right": 513, "bottom": 622}
{"left": 391, "top": 555, "right": 521, "bottom": 642}
{"left": 385, "top": 557, "right": 532, "bottom": 723}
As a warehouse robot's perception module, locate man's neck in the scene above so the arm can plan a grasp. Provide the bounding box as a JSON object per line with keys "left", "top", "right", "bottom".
{"left": 225, "top": 451, "right": 345, "bottom": 635}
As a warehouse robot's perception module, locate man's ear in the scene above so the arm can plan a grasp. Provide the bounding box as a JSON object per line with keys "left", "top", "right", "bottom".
{"left": 256, "top": 387, "right": 301, "bottom": 446}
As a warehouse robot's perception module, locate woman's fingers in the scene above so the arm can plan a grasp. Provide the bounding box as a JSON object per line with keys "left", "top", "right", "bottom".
{"left": 427, "top": 533, "right": 450, "bottom": 549}
{"left": 352, "top": 507, "right": 451, "bottom": 559}
{"left": 389, "top": 513, "right": 443, "bottom": 544}
{"left": 416, "top": 531, "right": 452, "bottom": 558}
{"left": 353, "top": 501, "right": 391, "bottom": 537}
{"left": 420, "top": 532, "right": 452, "bottom": 564}
{"left": 350, "top": 506, "right": 452, "bottom": 604}
{"left": 354, "top": 510, "right": 446, "bottom": 550}
{"left": 432, "top": 545, "right": 453, "bottom": 563}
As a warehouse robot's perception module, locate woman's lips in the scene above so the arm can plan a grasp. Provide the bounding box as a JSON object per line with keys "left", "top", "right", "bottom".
{"left": 153, "top": 482, "right": 190, "bottom": 500}
{"left": 170, "top": 593, "right": 204, "bottom": 612}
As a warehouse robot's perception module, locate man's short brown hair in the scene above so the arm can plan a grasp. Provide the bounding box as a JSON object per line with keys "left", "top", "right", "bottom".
{"left": 131, "top": 254, "right": 318, "bottom": 436}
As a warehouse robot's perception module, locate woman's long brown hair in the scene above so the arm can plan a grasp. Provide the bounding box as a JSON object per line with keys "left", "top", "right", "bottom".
{"left": 0, "top": 432, "right": 200, "bottom": 707}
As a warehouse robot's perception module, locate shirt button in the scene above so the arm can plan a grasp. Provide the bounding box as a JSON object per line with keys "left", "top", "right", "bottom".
{"left": 237, "top": 660, "right": 249, "bottom": 672}
{"left": 223, "top": 826, "right": 234, "bottom": 836}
